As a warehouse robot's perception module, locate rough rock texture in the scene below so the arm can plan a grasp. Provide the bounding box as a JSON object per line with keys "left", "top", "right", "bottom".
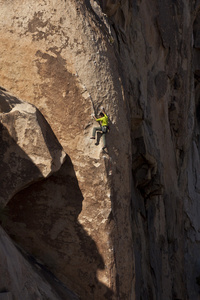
{"left": 0, "top": 90, "right": 79, "bottom": 299}
{"left": 0, "top": 1, "right": 133, "bottom": 299}
{"left": 0, "top": 225, "right": 79, "bottom": 300}
{"left": 1, "top": 0, "right": 200, "bottom": 300}
{"left": 0, "top": 88, "right": 65, "bottom": 206}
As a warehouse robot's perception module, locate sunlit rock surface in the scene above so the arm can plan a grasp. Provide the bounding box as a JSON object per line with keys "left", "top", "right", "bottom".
{"left": 1, "top": 0, "right": 200, "bottom": 299}
{"left": 0, "top": 88, "right": 65, "bottom": 206}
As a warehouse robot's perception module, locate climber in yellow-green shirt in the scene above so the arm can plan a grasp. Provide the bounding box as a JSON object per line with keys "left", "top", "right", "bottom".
{"left": 90, "top": 109, "right": 109, "bottom": 150}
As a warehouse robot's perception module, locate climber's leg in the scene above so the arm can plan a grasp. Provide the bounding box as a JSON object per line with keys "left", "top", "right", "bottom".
{"left": 91, "top": 127, "right": 101, "bottom": 139}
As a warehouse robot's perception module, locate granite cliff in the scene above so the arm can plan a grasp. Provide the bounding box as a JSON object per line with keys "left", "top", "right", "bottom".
{"left": 0, "top": 0, "right": 200, "bottom": 299}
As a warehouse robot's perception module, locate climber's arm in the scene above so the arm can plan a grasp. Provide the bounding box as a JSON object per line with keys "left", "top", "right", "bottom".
{"left": 95, "top": 117, "right": 104, "bottom": 122}
{"left": 93, "top": 115, "right": 98, "bottom": 122}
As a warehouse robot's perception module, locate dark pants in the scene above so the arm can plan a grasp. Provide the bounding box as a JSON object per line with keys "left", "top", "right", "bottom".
{"left": 92, "top": 127, "right": 106, "bottom": 148}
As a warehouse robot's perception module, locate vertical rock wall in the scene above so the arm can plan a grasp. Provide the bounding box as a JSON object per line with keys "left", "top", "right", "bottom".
{"left": 0, "top": 89, "right": 78, "bottom": 300}
{"left": 0, "top": 1, "right": 133, "bottom": 299}
{"left": 1, "top": 0, "right": 200, "bottom": 299}
{"left": 102, "top": 0, "right": 200, "bottom": 299}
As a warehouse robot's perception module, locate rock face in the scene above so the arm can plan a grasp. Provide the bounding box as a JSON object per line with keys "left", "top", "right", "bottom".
{"left": 0, "top": 226, "right": 79, "bottom": 300}
{"left": 0, "top": 1, "right": 133, "bottom": 299}
{"left": 0, "top": 91, "right": 78, "bottom": 299}
{"left": 0, "top": 88, "right": 65, "bottom": 206}
{"left": 1, "top": 0, "right": 200, "bottom": 300}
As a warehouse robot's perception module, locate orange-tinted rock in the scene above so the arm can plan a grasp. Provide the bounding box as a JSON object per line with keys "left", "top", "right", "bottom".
{"left": 2, "top": 1, "right": 200, "bottom": 300}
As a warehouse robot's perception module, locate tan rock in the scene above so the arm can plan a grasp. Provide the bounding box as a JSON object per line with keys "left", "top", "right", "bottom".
{"left": 0, "top": 88, "right": 65, "bottom": 206}
{"left": 0, "top": 1, "right": 133, "bottom": 299}
{"left": 2, "top": 0, "right": 200, "bottom": 300}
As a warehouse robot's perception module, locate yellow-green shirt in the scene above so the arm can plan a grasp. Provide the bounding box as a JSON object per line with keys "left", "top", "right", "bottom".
{"left": 96, "top": 114, "right": 108, "bottom": 126}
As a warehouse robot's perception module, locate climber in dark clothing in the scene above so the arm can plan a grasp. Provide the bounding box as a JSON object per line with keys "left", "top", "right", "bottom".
{"left": 90, "top": 109, "right": 108, "bottom": 150}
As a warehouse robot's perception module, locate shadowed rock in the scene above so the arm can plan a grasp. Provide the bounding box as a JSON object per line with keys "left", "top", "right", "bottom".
{"left": 0, "top": 89, "right": 66, "bottom": 206}
{"left": 0, "top": 225, "right": 79, "bottom": 300}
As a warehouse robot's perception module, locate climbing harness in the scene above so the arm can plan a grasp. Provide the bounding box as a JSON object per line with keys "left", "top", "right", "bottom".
{"left": 101, "top": 126, "right": 107, "bottom": 133}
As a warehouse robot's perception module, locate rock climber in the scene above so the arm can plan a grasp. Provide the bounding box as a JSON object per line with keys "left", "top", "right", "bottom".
{"left": 90, "top": 109, "right": 109, "bottom": 150}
